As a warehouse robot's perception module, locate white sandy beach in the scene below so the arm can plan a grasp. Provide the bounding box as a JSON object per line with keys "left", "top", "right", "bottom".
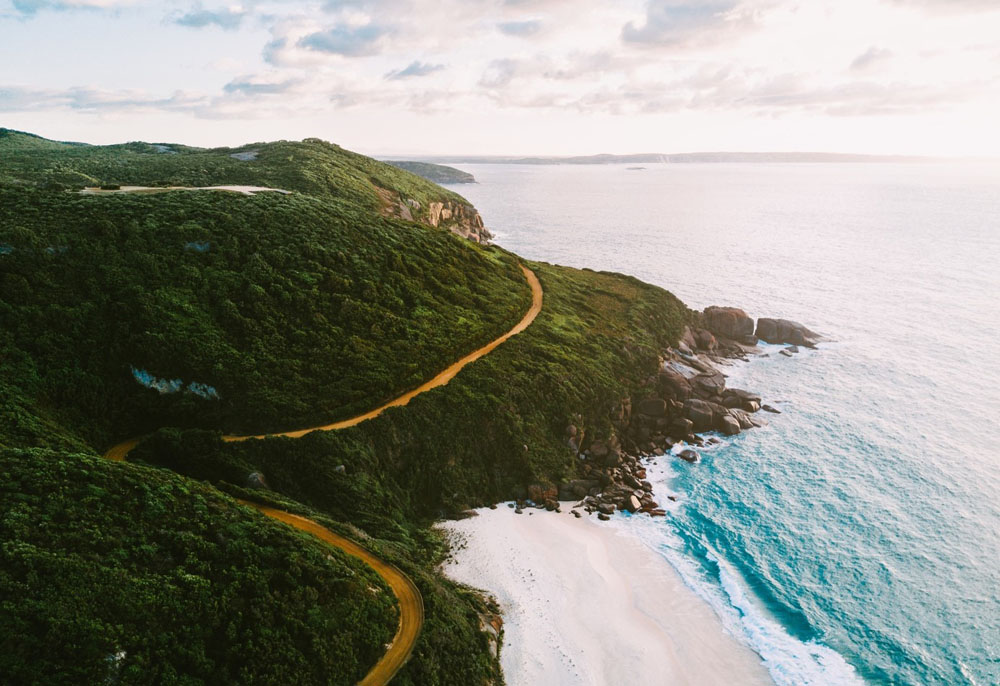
{"left": 439, "top": 507, "right": 774, "bottom": 686}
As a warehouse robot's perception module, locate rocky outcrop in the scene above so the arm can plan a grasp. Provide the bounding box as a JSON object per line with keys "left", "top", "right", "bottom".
{"left": 426, "top": 200, "right": 493, "bottom": 244}
{"left": 516, "top": 309, "right": 819, "bottom": 523}
{"left": 375, "top": 185, "right": 493, "bottom": 244}
{"left": 755, "top": 318, "right": 819, "bottom": 347}
{"left": 703, "top": 306, "right": 755, "bottom": 343}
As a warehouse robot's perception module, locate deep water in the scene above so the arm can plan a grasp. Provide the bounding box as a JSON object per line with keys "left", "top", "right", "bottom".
{"left": 452, "top": 162, "right": 1000, "bottom": 686}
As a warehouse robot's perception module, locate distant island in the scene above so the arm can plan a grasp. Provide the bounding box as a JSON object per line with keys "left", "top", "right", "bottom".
{"left": 413, "top": 151, "right": 938, "bottom": 165}
{"left": 384, "top": 160, "right": 476, "bottom": 183}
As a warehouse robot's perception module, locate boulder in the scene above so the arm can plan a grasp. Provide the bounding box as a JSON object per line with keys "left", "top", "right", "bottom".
{"left": 762, "top": 404, "right": 782, "bottom": 414}
{"left": 755, "top": 318, "right": 819, "bottom": 347}
{"left": 718, "top": 414, "right": 741, "bottom": 436}
{"left": 703, "top": 306, "right": 755, "bottom": 341}
{"left": 728, "top": 408, "right": 756, "bottom": 430}
{"left": 246, "top": 472, "right": 270, "bottom": 490}
{"left": 589, "top": 440, "right": 609, "bottom": 459}
{"left": 598, "top": 512, "right": 610, "bottom": 521}
{"left": 693, "top": 370, "right": 726, "bottom": 395}
{"left": 726, "top": 388, "right": 761, "bottom": 403}
{"left": 627, "top": 494, "right": 642, "bottom": 512}
{"left": 677, "top": 449, "right": 700, "bottom": 463}
{"left": 743, "top": 400, "right": 761, "bottom": 413}
{"left": 657, "top": 368, "right": 692, "bottom": 400}
{"left": 637, "top": 397, "right": 668, "bottom": 417}
{"left": 670, "top": 417, "right": 694, "bottom": 436}
{"left": 679, "top": 326, "right": 698, "bottom": 353}
{"left": 684, "top": 398, "right": 715, "bottom": 432}
{"left": 694, "top": 328, "right": 717, "bottom": 351}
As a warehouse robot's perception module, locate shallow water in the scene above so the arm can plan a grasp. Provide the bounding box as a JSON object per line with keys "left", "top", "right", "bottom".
{"left": 452, "top": 162, "right": 1000, "bottom": 686}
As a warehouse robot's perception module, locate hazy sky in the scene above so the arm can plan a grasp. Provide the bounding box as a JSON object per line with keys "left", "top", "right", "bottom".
{"left": 2, "top": 0, "right": 999, "bottom": 155}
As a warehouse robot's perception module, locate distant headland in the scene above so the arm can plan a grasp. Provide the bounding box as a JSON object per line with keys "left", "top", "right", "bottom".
{"left": 409, "top": 151, "right": 940, "bottom": 165}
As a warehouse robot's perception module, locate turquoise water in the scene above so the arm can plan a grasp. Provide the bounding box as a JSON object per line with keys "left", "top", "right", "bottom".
{"left": 452, "top": 163, "right": 1000, "bottom": 686}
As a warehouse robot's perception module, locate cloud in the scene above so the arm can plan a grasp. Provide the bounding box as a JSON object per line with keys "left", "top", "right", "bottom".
{"left": 384, "top": 60, "right": 445, "bottom": 80}
{"left": 850, "top": 46, "right": 892, "bottom": 72}
{"left": 173, "top": 5, "right": 247, "bottom": 30}
{"left": 889, "top": 0, "right": 1000, "bottom": 12}
{"left": 479, "top": 58, "right": 519, "bottom": 88}
{"left": 621, "top": 0, "right": 750, "bottom": 47}
{"left": 11, "top": 0, "right": 129, "bottom": 15}
{"left": 0, "top": 85, "right": 206, "bottom": 113}
{"left": 298, "top": 22, "right": 388, "bottom": 56}
{"left": 222, "top": 77, "right": 300, "bottom": 95}
{"left": 497, "top": 19, "right": 541, "bottom": 36}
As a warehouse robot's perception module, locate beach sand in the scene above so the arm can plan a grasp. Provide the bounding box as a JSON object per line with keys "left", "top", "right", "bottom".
{"left": 439, "top": 507, "right": 774, "bottom": 686}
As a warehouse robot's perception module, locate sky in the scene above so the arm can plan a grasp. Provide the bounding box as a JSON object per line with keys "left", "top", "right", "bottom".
{"left": 1, "top": 0, "right": 999, "bottom": 156}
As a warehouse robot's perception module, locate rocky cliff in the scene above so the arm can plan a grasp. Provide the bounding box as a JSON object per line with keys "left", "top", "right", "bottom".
{"left": 376, "top": 185, "right": 493, "bottom": 244}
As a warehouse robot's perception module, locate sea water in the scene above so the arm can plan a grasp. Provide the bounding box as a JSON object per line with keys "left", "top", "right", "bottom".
{"left": 450, "top": 162, "right": 1000, "bottom": 686}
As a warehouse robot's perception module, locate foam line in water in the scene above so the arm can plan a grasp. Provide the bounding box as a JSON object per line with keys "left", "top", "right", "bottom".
{"left": 615, "top": 460, "right": 868, "bottom": 686}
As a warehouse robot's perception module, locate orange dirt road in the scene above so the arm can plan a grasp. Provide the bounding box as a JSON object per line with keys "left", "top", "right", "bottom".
{"left": 239, "top": 502, "right": 424, "bottom": 686}
{"left": 224, "top": 263, "right": 543, "bottom": 441}
{"left": 101, "top": 264, "right": 542, "bottom": 685}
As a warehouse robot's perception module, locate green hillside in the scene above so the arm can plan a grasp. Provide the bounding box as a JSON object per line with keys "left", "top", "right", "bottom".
{"left": 0, "top": 130, "right": 692, "bottom": 684}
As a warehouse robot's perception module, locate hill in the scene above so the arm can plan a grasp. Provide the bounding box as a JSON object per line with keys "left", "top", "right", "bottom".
{"left": 0, "top": 129, "right": 692, "bottom": 684}
{"left": 384, "top": 160, "right": 476, "bottom": 184}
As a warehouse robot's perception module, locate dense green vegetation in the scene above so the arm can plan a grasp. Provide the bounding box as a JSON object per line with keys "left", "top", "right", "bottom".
{"left": 0, "top": 129, "right": 692, "bottom": 684}
{"left": 384, "top": 161, "right": 476, "bottom": 184}
{"left": 137, "top": 261, "right": 690, "bottom": 520}
{"left": 0, "top": 128, "right": 469, "bottom": 214}
{"left": 0, "top": 163, "right": 527, "bottom": 447}
{"left": 0, "top": 449, "right": 397, "bottom": 685}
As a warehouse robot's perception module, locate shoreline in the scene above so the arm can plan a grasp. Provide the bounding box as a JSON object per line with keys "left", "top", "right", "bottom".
{"left": 439, "top": 506, "right": 774, "bottom": 686}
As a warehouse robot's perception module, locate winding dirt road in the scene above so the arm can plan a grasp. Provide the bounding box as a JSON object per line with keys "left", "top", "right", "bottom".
{"left": 102, "top": 264, "right": 543, "bottom": 685}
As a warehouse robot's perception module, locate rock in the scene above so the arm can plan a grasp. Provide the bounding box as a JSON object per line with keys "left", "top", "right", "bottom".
{"left": 637, "top": 397, "right": 668, "bottom": 417}
{"left": 726, "top": 388, "right": 762, "bottom": 403}
{"left": 589, "top": 440, "right": 609, "bottom": 459}
{"left": 597, "top": 503, "right": 615, "bottom": 515}
{"left": 489, "top": 504, "right": 498, "bottom": 510}
{"left": 598, "top": 512, "right": 610, "bottom": 521}
{"left": 762, "top": 404, "right": 781, "bottom": 414}
{"left": 755, "top": 318, "right": 819, "bottom": 347}
{"left": 694, "top": 328, "right": 717, "bottom": 351}
{"left": 728, "top": 408, "right": 756, "bottom": 430}
{"left": 572, "top": 510, "right": 582, "bottom": 518}
{"left": 703, "top": 306, "right": 755, "bottom": 341}
{"left": 743, "top": 400, "right": 761, "bottom": 413}
{"left": 780, "top": 349, "right": 794, "bottom": 357}
{"left": 718, "top": 414, "right": 741, "bottom": 436}
{"left": 246, "top": 472, "right": 270, "bottom": 489}
{"left": 627, "top": 494, "right": 642, "bottom": 512}
{"left": 515, "top": 508, "right": 523, "bottom": 514}
{"left": 657, "top": 368, "right": 693, "bottom": 400}
{"left": 679, "top": 326, "right": 698, "bottom": 353}
{"left": 693, "top": 370, "right": 726, "bottom": 395}
{"left": 684, "top": 398, "right": 715, "bottom": 432}
{"left": 786, "top": 345, "right": 799, "bottom": 353}
{"left": 507, "top": 502, "right": 515, "bottom": 508}
{"left": 670, "top": 417, "right": 694, "bottom": 436}
{"left": 678, "top": 449, "right": 699, "bottom": 463}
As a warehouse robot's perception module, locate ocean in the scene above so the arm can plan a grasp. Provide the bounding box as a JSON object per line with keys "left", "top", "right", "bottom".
{"left": 449, "top": 162, "right": 1000, "bottom": 686}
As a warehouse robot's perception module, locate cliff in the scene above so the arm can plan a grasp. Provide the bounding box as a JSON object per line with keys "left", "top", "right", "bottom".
{"left": 377, "top": 184, "right": 493, "bottom": 243}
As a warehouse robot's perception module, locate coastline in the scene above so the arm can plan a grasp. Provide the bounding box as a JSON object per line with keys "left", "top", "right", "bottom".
{"left": 439, "top": 506, "right": 774, "bottom": 686}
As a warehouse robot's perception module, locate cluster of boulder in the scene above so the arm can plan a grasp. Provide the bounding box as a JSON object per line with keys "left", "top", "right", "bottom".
{"left": 524, "top": 306, "right": 820, "bottom": 521}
